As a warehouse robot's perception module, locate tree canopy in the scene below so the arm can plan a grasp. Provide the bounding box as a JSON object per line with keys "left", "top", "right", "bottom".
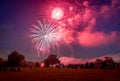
{"left": 7, "top": 51, "right": 25, "bottom": 67}
{"left": 44, "top": 54, "right": 60, "bottom": 67}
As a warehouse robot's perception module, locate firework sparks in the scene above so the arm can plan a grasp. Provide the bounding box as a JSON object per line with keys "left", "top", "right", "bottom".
{"left": 30, "top": 19, "right": 62, "bottom": 54}
{"left": 51, "top": 7, "right": 64, "bottom": 20}
{"left": 30, "top": 1, "right": 94, "bottom": 56}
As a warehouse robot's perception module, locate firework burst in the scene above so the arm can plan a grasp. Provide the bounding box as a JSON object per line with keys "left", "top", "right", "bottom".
{"left": 30, "top": 19, "right": 62, "bottom": 54}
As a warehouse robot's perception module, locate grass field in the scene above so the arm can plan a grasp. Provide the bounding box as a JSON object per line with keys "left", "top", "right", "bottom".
{"left": 0, "top": 68, "right": 120, "bottom": 81}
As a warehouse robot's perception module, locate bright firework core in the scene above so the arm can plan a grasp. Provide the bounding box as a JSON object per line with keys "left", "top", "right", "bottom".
{"left": 52, "top": 7, "right": 64, "bottom": 20}
{"left": 30, "top": 19, "right": 62, "bottom": 54}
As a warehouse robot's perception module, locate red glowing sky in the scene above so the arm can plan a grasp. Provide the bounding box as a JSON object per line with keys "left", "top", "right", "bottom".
{"left": 49, "top": 5, "right": 118, "bottom": 48}
{"left": 0, "top": 0, "right": 120, "bottom": 61}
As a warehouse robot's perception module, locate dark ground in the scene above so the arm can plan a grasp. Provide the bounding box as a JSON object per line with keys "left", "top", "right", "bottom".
{"left": 0, "top": 68, "right": 120, "bottom": 81}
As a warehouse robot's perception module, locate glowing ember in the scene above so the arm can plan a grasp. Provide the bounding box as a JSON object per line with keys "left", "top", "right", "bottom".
{"left": 51, "top": 7, "right": 64, "bottom": 20}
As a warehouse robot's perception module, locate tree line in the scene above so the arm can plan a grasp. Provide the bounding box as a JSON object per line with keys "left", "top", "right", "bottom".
{"left": 0, "top": 51, "right": 40, "bottom": 72}
{"left": 61, "top": 57, "right": 120, "bottom": 69}
{"left": 0, "top": 50, "right": 120, "bottom": 72}
{"left": 42, "top": 54, "right": 120, "bottom": 69}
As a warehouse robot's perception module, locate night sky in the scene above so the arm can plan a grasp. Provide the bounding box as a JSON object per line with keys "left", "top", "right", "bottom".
{"left": 0, "top": 0, "right": 120, "bottom": 63}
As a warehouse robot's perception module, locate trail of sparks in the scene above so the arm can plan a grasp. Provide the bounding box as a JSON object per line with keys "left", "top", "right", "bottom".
{"left": 30, "top": 19, "right": 61, "bottom": 55}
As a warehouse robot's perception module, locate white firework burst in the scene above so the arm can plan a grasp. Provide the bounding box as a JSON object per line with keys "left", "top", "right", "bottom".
{"left": 30, "top": 19, "right": 61, "bottom": 54}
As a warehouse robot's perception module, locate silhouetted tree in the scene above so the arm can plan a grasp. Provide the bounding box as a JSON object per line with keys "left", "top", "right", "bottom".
{"left": 80, "top": 64, "right": 84, "bottom": 68}
{"left": 0, "top": 58, "right": 3, "bottom": 66}
{"left": 85, "top": 62, "right": 89, "bottom": 68}
{"left": 7, "top": 51, "right": 25, "bottom": 67}
{"left": 101, "top": 61, "right": 107, "bottom": 69}
{"left": 104, "top": 57, "right": 114, "bottom": 68}
{"left": 95, "top": 59, "right": 103, "bottom": 68}
{"left": 0, "top": 58, "right": 3, "bottom": 72}
{"left": 89, "top": 62, "right": 95, "bottom": 68}
{"left": 44, "top": 54, "right": 60, "bottom": 67}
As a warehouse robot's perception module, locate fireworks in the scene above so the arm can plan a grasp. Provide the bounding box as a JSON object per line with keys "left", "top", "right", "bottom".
{"left": 30, "top": 19, "right": 62, "bottom": 54}
{"left": 30, "top": 1, "right": 86, "bottom": 55}
{"left": 51, "top": 7, "right": 64, "bottom": 20}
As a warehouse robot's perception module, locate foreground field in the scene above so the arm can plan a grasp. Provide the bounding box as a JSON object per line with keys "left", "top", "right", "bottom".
{"left": 0, "top": 68, "right": 120, "bottom": 81}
